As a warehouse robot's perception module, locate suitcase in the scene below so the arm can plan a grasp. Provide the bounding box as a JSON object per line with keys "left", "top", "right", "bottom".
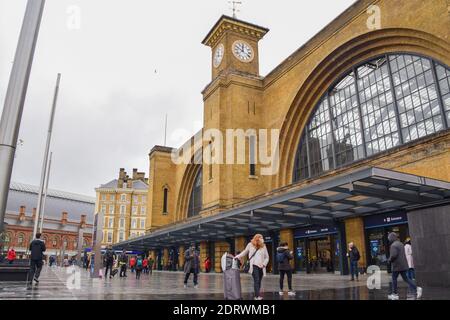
{"left": 111, "top": 268, "right": 118, "bottom": 277}
{"left": 223, "top": 268, "right": 242, "bottom": 300}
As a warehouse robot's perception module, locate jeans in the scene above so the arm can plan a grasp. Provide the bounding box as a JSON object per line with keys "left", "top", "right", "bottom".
{"left": 392, "top": 270, "right": 417, "bottom": 294}
{"left": 104, "top": 262, "right": 113, "bottom": 278}
{"left": 279, "top": 270, "right": 293, "bottom": 291}
{"left": 29, "top": 259, "right": 43, "bottom": 282}
{"left": 407, "top": 268, "right": 416, "bottom": 280}
{"left": 136, "top": 269, "right": 142, "bottom": 279}
{"left": 184, "top": 269, "right": 198, "bottom": 285}
{"left": 252, "top": 265, "right": 264, "bottom": 297}
{"left": 350, "top": 260, "right": 358, "bottom": 279}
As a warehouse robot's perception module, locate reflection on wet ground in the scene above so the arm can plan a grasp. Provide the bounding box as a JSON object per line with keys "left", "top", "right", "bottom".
{"left": 0, "top": 266, "right": 449, "bottom": 300}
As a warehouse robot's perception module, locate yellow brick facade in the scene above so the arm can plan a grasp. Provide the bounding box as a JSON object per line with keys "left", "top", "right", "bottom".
{"left": 95, "top": 169, "right": 148, "bottom": 246}
{"left": 136, "top": 0, "right": 449, "bottom": 273}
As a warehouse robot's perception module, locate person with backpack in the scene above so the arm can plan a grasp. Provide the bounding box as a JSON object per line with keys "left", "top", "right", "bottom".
{"left": 103, "top": 246, "right": 116, "bottom": 279}
{"left": 135, "top": 255, "right": 144, "bottom": 279}
{"left": 347, "top": 242, "right": 360, "bottom": 281}
{"left": 28, "top": 233, "right": 46, "bottom": 285}
{"left": 387, "top": 232, "right": 422, "bottom": 300}
{"left": 277, "top": 242, "right": 295, "bottom": 296}
{"left": 235, "top": 234, "right": 270, "bottom": 300}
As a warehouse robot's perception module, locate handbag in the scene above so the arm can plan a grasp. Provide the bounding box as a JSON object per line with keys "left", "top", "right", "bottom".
{"left": 243, "top": 248, "right": 260, "bottom": 273}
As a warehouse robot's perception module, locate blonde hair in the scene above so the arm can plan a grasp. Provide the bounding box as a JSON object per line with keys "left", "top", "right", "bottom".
{"left": 250, "top": 234, "right": 265, "bottom": 249}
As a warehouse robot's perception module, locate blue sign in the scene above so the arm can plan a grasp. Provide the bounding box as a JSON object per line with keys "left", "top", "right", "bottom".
{"left": 296, "top": 247, "right": 303, "bottom": 258}
{"left": 370, "top": 239, "right": 380, "bottom": 254}
{"left": 364, "top": 212, "right": 408, "bottom": 229}
{"left": 294, "top": 226, "right": 338, "bottom": 238}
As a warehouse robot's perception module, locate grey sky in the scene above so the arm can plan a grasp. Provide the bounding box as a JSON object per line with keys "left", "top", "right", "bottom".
{"left": 0, "top": 0, "right": 355, "bottom": 197}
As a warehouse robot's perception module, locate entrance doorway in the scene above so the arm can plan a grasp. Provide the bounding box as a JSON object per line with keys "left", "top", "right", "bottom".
{"left": 295, "top": 234, "right": 340, "bottom": 273}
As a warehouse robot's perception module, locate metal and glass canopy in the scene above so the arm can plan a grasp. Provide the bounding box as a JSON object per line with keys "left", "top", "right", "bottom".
{"left": 113, "top": 167, "right": 450, "bottom": 251}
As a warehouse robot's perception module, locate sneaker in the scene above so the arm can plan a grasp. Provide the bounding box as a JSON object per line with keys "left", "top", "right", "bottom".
{"left": 288, "top": 291, "right": 296, "bottom": 296}
{"left": 194, "top": 285, "right": 199, "bottom": 289}
{"left": 416, "top": 287, "right": 423, "bottom": 299}
{"left": 33, "top": 277, "right": 39, "bottom": 283}
{"left": 184, "top": 284, "right": 187, "bottom": 288}
{"left": 256, "top": 296, "right": 263, "bottom": 300}
{"left": 278, "top": 291, "right": 284, "bottom": 296}
{"left": 388, "top": 293, "right": 399, "bottom": 300}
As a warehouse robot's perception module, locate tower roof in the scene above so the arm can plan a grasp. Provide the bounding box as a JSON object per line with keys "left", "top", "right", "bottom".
{"left": 202, "top": 15, "right": 269, "bottom": 47}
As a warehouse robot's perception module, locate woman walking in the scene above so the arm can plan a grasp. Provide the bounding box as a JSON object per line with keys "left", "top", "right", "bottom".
{"left": 235, "top": 234, "right": 269, "bottom": 300}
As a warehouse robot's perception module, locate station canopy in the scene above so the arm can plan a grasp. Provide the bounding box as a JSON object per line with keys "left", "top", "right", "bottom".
{"left": 113, "top": 167, "right": 450, "bottom": 251}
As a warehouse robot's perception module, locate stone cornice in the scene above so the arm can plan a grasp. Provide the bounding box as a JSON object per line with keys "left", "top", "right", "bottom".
{"left": 202, "top": 15, "right": 269, "bottom": 48}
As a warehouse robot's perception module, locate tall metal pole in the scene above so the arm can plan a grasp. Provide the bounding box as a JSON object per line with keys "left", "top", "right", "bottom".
{"left": 39, "top": 151, "right": 52, "bottom": 233}
{"left": 0, "top": 0, "right": 46, "bottom": 234}
{"left": 164, "top": 114, "right": 167, "bottom": 147}
{"left": 32, "top": 73, "right": 61, "bottom": 238}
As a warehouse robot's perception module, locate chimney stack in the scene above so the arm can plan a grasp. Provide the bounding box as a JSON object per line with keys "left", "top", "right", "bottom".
{"left": 132, "top": 168, "right": 138, "bottom": 180}
{"left": 19, "top": 206, "right": 26, "bottom": 221}
{"left": 61, "top": 211, "right": 68, "bottom": 225}
{"left": 80, "top": 214, "right": 86, "bottom": 228}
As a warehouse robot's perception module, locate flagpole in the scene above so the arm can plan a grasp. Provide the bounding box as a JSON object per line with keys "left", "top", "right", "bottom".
{"left": 39, "top": 151, "right": 52, "bottom": 233}
{"left": 0, "top": 0, "right": 46, "bottom": 234}
{"left": 33, "top": 73, "right": 61, "bottom": 238}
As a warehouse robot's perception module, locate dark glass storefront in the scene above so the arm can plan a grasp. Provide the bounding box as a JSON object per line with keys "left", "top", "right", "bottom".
{"left": 294, "top": 226, "right": 341, "bottom": 273}
{"left": 364, "top": 211, "right": 410, "bottom": 271}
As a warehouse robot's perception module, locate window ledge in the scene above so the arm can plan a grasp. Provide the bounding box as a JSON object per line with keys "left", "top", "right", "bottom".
{"left": 208, "top": 179, "right": 214, "bottom": 184}
{"left": 249, "top": 175, "right": 259, "bottom": 180}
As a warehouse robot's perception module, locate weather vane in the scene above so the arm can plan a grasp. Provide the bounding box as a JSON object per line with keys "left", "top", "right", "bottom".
{"left": 228, "top": 0, "right": 242, "bottom": 19}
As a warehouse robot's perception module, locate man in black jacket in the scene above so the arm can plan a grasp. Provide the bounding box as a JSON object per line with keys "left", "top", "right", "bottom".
{"left": 347, "top": 242, "right": 360, "bottom": 281}
{"left": 28, "top": 233, "right": 46, "bottom": 284}
{"left": 104, "top": 246, "right": 116, "bottom": 279}
{"left": 277, "top": 242, "right": 295, "bottom": 296}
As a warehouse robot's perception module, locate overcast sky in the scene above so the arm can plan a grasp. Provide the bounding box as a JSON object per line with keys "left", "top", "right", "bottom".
{"left": 0, "top": 0, "right": 355, "bottom": 197}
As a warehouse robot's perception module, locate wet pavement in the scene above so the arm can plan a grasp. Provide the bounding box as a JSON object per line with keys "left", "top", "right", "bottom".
{"left": 0, "top": 266, "right": 449, "bottom": 300}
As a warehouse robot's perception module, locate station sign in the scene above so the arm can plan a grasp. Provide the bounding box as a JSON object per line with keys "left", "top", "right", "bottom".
{"left": 364, "top": 211, "right": 408, "bottom": 229}
{"left": 294, "top": 226, "right": 338, "bottom": 238}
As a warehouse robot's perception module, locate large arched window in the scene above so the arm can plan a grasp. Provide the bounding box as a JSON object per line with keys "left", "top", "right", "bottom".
{"left": 294, "top": 53, "right": 450, "bottom": 182}
{"left": 188, "top": 168, "right": 203, "bottom": 218}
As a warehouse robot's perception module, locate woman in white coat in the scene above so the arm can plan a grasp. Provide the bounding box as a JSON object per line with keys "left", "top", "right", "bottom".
{"left": 404, "top": 238, "right": 415, "bottom": 280}
{"left": 235, "top": 234, "right": 270, "bottom": 300}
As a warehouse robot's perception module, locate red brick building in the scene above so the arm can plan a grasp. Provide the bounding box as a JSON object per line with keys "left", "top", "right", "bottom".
{"left": 1, "top": 182, "right": 95, "bottom": 261}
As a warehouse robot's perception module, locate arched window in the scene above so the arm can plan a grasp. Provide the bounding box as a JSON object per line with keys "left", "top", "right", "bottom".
{"left": 293, "top": 54, "right": 450, "bottom": 182}
{"left": 17, "top": 233, "right": 25, "bottom": 246}
{"left": 52, "top": 236, "right": 59, "bottom": 248}
{"left": 188, "top": 168, "right": 203, "bottom": 218}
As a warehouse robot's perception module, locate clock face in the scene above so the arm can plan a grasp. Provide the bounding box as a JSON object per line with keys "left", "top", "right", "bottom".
{"left": 232, "top": 40, "right": 254, "bottom": 62}
{"left": 213, "top": 44, "right": 224, "bottom": 68}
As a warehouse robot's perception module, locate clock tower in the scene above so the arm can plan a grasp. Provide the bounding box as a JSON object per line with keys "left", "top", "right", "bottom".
{"left": 202, "top": 15, "right": 269, "bottom": 80}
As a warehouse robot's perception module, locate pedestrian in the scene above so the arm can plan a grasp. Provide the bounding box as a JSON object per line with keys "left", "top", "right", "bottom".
{"left": 28, "top": 233, "right": 46, "bottom": 285}
{"left": 49, "top": 255, "right": 55, "bottom": 267}
{"left": 148, "top": 257, "right": 154, "bottom": 275}
{"left": 347, "top": 242, "right": 360, "bottom": 281}
{"left": 204, "top": 256, "right": 211, "bottom": 273}
{"left": 235, "top": 234, "right": 270, "bottom": 300}
{"left": 104, "top": 246, "right": 116, "bottom": 279}
{"left": 404, "top": 238, "right": 415, "bottom": 280}
{"left": 276, "top": 242, "right": 295, "bottom": 296}
{"left": 119, "top": 249, "right": 128, "bottom": 277}
{"left": 135, "top": 255, "right": 143, "bottom": 279}
{"left": 183, "top": 243, "right": 200, "bottom": 289}
{"left": 129, "top": 256, "right": 136, "bottom": 273}
{"left": 387, "top": 232, "right": 422, "bottom": 300}
{"left": 7, "top": 247, "right": 16, "bottom": 264}
{"left": 143, "top": 257, "right": 149, "bottom": 274}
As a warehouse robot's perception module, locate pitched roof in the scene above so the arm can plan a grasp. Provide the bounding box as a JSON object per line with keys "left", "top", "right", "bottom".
{"left": 6, "top": 182, "right": 95, "bottom": 223}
